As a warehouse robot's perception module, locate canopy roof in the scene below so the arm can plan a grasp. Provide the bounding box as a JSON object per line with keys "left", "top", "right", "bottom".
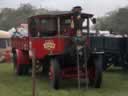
{"left": 29, "top": 11, "right": 93, "bottom": 19}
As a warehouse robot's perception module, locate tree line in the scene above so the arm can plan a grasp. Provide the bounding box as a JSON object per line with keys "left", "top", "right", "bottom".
{"left": 0, "top": 3, "right": 128, "bottom": 34}
{"left": 95, "top": 6, "right": 128, "bottom": 34}
{"left": 0, "top": 4, "right": 48, "bottom": 30}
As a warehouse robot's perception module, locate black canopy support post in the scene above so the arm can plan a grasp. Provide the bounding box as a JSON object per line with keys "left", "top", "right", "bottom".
{"left": 57, "top": 16, "right": 62, "bottom": 51}
{"left": 57, "top": 16, "right": 61, "bottom": 36}
{"left": 76, "top": 48, "right": 81, "bottom": 89}
{"left": 32, "top": 49, "right": 36, "bottom": 96}
{"left": 87, "top": 17, "right": 90, "bottom": 36}
{"left": 84, "top": 46, "right": 88, "bottom": 90}
{"left": 84, "top": 17, "right": 90, "bottom": 89}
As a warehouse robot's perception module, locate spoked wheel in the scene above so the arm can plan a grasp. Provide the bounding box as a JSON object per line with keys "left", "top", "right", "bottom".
{"left": 12, "top": 53, "right": 17, "bottom": 74}
{"left": 12, "top": 53, "right": 23, "bottom": 76}
{"left": 49, "top": 58, "right": 61, "bottom": 90}
{"left": 16, "top": 64, "right": 30, "bottom": 76}
{"left": 35, "top": 64, "right": 43, "bottom": 74}
{"left": 16, "top": 64, "right": 24, "bottom": 75}
{"left": 12, "top": 49, "right": 30, "bottom": 76}
{"left": 13, "top": 54, "right": 28, "bottom": 75}
{"left": 123, "top": 54, "right": 128, "bottom": 71}
{"left": 92, "top": 54, "right": 103, "bottom": 88}
{"left": 103, "top": 54, "right": 113, "bottom": 70}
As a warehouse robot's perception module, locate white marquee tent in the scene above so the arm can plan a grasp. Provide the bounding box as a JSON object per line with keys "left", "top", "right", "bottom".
{"left": 0, "top": 30, "right": 11, "bottom": 38}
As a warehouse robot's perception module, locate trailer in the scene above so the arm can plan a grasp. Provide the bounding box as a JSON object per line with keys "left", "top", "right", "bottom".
{"left": 90, "top": 34, "right": 128, "bottom": 70}
{"left": 11, "top": 6, "right": 103, "bottom": 89}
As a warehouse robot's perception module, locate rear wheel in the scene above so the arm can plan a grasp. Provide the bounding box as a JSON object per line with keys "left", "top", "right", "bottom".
{"left": 12, "top": 52, "right": 23, "bottom": 75}
{"left": 103, "top": 54, "right": 113, "bottom": 70}
{"left": 12, "top": 51, "right": 23, "bottom": 76}
{"left": 12, "top": 53, "right": 27, "bottom": 76}
{"left": 16, "top": 64, "right": 24, "bottom": 75}
{"left": 122, "top": 54, "right": 128, "bottom": 71}
{"left": 92, "top": 54, "right": 103, "bottom": 88}
{"left": 12, "top": 53, "right": 17, "bottom": 73}
{"left": 49, "top": 58, "right": 61, "bottom": 90}
{"left": 16, "top": 64, "right": 30, "bottom": 75}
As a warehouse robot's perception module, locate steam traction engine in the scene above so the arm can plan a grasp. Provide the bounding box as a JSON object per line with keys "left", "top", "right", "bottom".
{"left": 11, "top": 6, "right": 103, "bottom": 89}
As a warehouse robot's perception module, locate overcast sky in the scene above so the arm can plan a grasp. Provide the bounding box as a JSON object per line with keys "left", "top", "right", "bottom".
{"left": 0, "top": 0, "right": 128, "bottom": 17}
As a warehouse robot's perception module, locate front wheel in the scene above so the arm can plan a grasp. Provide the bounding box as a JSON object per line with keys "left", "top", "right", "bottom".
{"left": 49, "top": 58, "right": 61, "bottom": 90}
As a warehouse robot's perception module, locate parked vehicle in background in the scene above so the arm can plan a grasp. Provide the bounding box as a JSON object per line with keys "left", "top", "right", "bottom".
{"left": 90, "top": 33, "right": 128, "bottom": 70}
{"left": 0, "top": 30, "right": 11, "bottom": 63}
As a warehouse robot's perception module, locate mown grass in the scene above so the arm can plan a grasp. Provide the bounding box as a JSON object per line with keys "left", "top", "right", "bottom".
{"left": 0, "top": 63, "right": 128, "bottom": 96}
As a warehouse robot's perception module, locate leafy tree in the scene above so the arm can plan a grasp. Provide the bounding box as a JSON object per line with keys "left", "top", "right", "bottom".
{"left": 0, "top": 4, "right": 35, "bottom": 30}
{"left": 95, "top": 6, "right": 128, "bottom": 34}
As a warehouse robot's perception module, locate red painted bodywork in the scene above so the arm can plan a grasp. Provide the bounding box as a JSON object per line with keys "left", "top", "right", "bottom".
{"left": 11, "top": 36, "right": 71, "bottom": 59}
{"left": 11, "top": 37, "right": 29, "bottom": 50}
{"left": 30, "top": 37, "right": 69, "bottom": 59}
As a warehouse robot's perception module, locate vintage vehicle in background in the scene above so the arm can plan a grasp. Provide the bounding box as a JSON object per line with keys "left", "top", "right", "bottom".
{"left": 0, "top": 30, "right": 11, "bottom": 63}
{"left": 11, "top": 6, "right": 103, "bottom": 89}
{"left": 90, "top": 34, "right": 128, "bottom": 70}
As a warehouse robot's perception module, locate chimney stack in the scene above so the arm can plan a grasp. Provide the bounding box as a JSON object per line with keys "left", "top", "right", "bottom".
{"left": 72, "top": 6, "right": 82, "bottom": 13}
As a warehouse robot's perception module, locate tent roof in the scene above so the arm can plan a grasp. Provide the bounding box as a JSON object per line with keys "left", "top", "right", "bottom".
{"left": 0, "top": 30, "right": 11, "bottom": 38}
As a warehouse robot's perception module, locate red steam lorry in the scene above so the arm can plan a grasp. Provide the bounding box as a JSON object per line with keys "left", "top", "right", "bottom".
{"left": 11, "top": 6, "right": 103, "bottom": 89}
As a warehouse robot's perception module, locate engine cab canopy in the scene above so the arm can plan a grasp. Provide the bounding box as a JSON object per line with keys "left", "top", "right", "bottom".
{"left": 28, "top": 6, "right": 94, "bottom": 37}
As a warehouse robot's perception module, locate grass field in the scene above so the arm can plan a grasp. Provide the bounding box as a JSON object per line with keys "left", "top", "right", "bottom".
{"left": 0, "top": 63, "right": 128, "bottom": 96}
